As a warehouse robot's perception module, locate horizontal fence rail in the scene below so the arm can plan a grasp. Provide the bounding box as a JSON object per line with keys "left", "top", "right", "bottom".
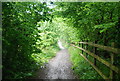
{"left": 80, "top": 53, "right": 109, "bottom": 79}
{"left": 71, "top": 44, "right": 119, "bottom": 74}
{"left": 74, "top": 42, "right": 120, "bottom": 54}
{"left": 70, "top": 42, "right": 120, "bottom": 80}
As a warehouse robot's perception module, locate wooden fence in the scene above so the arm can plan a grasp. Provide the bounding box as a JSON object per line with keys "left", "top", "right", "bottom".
{"left": 70, "top": 42, "right": 120, "bottom": 80}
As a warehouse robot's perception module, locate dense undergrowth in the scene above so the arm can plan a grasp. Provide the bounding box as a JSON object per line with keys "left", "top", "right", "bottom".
{"left": 68, "top": 46, "right": 119, "bottom": 79}
{"left": 68, "top": 46, "right": 102, "bottom": 79}
{"left": 2, "top": 2, "right": 59, "bottom": 79}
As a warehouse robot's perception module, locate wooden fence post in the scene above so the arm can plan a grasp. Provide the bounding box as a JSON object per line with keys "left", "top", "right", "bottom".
{"left": 94, "top": 41, "right": 97, "bottom": 66}
{"left": 86, "top": 40, "right": 88, "bottom": 58}
{"left": 79, "top": 41, "right": 81, "bottom": 47}
{"left": 109, "top": 42, "right": 115, "bottom": 79}
{"left": 82, "top": 43, "right": 83, "bottom": 54}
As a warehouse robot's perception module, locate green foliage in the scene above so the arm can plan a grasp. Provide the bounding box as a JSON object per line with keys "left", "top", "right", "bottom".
{"left": 55, "top": 2, "right": 119, "bottom": 44}
{"left": 2, "top": 2, "right": 56, "bottom": 79}
{"left": 55, "top": 2, "right": 120, "bottom": 79}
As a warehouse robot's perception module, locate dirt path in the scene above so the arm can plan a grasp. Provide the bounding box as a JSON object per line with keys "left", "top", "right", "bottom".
{"left": 34, "top": 49, "right": 75, "bottom": 79}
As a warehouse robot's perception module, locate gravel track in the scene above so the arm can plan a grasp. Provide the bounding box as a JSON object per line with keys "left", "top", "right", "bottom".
{"left": 34, "top": 49, "right": 75, "bottom": 79}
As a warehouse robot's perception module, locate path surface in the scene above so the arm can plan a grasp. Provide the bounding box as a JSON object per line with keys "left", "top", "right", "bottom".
{"left": 33, "top": 40, "right": 75, "bottom": 79}
{"left": 34, "top": 49, "right": 75, "bottom": 79}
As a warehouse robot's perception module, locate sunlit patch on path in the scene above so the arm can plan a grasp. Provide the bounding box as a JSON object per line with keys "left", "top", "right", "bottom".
{"left": 57, "top": 40, "right": 65, "bottom": 49}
